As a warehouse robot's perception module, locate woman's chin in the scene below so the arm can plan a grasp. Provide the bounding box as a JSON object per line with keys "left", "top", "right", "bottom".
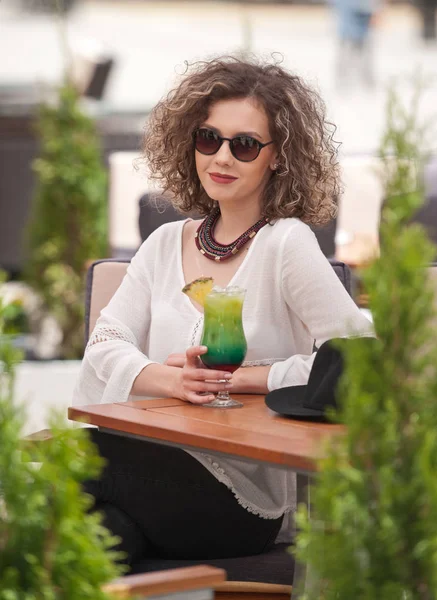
{"left": 204, "top": 188, "right": 237, "bottom": 204}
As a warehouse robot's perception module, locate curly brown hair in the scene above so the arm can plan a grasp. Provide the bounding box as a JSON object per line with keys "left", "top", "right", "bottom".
{"left": 141, "top": 56, "right": 340, "bottom": 225}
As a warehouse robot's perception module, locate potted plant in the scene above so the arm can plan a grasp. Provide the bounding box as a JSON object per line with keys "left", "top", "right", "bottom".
{"left": 0, "top": 286, "right": 124, "bottom": 598}
{"left": 25, "top": 81, "right": 108, "bottom": 360}
{"left": 294, "top": 82, "right": 437, "bottom": 599}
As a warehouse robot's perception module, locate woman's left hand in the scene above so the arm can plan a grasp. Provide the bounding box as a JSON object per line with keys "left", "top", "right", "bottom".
{"left": 164, "top": 353, "right": 186, "bottom": 368}
{"left": 164, "top": 353, "right": 270, "bottom": 394}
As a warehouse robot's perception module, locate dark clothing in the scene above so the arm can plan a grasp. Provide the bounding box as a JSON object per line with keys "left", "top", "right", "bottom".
{"left": 84, "top": 429, "right": 283, "bottom": 567}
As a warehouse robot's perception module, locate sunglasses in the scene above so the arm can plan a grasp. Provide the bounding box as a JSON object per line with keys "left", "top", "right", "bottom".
{"left": 194, "top": 128, "right": 274, "bottom": 162}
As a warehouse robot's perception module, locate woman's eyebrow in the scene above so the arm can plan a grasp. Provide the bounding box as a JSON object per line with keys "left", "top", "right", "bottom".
{"left": 202, "top": 124, "right": 263, "bottom": 140}
{"left": 236, "top": 131, "right": 262, "bottom": 140}
{"left": 202, "top": 124, "right": 221, "bottom": 134}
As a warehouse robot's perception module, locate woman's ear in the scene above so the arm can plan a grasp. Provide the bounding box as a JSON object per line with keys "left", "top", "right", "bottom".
{"left": 270, "top": 155, "right": 280, "bottom": 171}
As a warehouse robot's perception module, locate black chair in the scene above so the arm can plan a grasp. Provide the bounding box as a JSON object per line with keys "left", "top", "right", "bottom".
{"left": 310, "top": 217, "right": 337, "bottom": 258}
{"left": 138, "top": 194, "right": 188, "bottom": 242}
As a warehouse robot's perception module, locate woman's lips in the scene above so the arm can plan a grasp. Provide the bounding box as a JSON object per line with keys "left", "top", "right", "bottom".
{"left": 209, "top": 173, "right": 238, "bottom": 184}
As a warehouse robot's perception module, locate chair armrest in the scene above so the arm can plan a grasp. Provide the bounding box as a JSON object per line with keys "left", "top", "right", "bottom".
{"left": 103, "top": 565, "right": 226, "bottom": 598}
{"left": 215, "top": 581, "right": 291, "bottom": 594}
{"left": 20, "top": 429, "right": 55, "bottom": 453}
{"left": 22, "top": 429, "right": 54, "bottom": 442}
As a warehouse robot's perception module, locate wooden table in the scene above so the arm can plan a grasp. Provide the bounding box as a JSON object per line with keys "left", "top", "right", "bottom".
{"left": 69, "top": 395, "right": 343, "bottom": 473}
{"left": 69, "top": 395, "right": 344, "bottom": 598}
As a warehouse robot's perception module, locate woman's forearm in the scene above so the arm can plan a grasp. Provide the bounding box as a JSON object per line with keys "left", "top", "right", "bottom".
{"left": 131, "top": 363, "right": 181, "bottom": 398}
{"left": 231, "top": 365, "right": 271, "bottom": 395}
{"left": 131, "top": 362, "right": 272, "bottom": 399}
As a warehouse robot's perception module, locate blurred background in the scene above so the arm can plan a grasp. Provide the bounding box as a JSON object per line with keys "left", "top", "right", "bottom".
{"left": 0, "top": 0, "right": 436, "bottom": 431}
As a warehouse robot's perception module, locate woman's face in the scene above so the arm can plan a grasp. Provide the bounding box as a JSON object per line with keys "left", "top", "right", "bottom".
{"left": 195, "top": 97, "right": 277, "bottom": 212}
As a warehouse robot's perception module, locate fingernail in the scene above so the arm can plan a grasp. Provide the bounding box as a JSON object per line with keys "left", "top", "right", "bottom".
{"left": 200, "top": 346, "right": 207, "bottom": 352}
{"left": 225, "top": 383, "right": 233, "bottom": 388}
{"left": 224, "top": 373, "right": 232, "bottom": 380}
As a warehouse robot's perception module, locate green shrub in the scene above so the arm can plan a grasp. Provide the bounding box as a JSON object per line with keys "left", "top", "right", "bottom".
{"left": 0, "top": 410, "right": 124, "bottom": 599}
{"left": 0, "top": 276, "right": 124, "bottom": 598}
{"left": 1, "top": 300, "right": 29, "bottom": 336}
{"left": 25, "top": 84, "right": 108, "bottom": 359}
{"left": 294, "top": 83, "right": 437, "bottom": 599}
{"left": 0, "top": 270, "right": 23, "bottom": 400}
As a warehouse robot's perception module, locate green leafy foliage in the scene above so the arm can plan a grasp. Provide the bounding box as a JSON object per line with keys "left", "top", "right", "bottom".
{"left": 0, "top": 412, "right": 125, "bottom": 599}
{"left": 1, "top": 301, "right": 29, "bottom": 336}
{"left": 0, "top": 271, "right": 24, "bottom": 401}
{"left": 294, "top": 83, "right": 437, "bottom": 599}
{"left": 25, "top": 84, "right": 108, "bottom": 358}
{"left": 0, "top": 275, "right": 124, "bottom": 598}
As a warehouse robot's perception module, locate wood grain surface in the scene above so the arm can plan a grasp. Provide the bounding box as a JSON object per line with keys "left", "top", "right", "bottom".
{"left": 104, "top": 565, "right": 225, "bottom": 598}
{"left": 69, "top": 396, "right": 343, "bottom": 472}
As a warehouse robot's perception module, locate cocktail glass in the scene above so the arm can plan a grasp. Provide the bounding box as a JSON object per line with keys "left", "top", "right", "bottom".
{"left": 200, "top": 286, "right": 247, "bottom": 408}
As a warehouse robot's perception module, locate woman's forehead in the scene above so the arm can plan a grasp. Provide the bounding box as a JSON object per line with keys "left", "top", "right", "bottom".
{"left": 204, "top": 97, "right": 270, "bottom": 135}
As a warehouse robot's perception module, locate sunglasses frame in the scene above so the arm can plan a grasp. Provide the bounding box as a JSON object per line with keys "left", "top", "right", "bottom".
{"left": 193, "top": 128, "right": 274, "bottom": 163}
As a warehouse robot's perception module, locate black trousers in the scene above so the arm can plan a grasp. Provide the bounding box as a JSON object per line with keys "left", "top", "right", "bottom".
{"left": 83, "top": 429, "right": 283, "bottom": 566}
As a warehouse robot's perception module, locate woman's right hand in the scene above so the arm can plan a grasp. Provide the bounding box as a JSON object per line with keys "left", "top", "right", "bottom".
{"left": 173, "top": 345, "right": 233, "bottom": 404}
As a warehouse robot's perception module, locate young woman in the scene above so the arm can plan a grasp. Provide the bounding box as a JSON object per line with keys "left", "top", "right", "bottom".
{"left": 75, "top": 56, "right": 373, "bottom": 566}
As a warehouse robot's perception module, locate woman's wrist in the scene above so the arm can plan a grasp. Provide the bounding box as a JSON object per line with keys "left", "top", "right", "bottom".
{"left": 131, "top": 363, "right": 181, "bottom": 398}
{"left": 231, "top": 365, "right": 271, "bottom": 395}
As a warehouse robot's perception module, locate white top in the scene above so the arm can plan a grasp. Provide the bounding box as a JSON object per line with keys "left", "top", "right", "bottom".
{"left": 73, "top": 217, "right": 373, "bottom": 542}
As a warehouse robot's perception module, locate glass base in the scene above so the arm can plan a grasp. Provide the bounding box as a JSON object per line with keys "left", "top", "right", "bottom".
{"left": 202, "top": 389, "right": 243, "bottom": 408}
{"left": 202, "top": 397, "right": 244, "bottom": 408}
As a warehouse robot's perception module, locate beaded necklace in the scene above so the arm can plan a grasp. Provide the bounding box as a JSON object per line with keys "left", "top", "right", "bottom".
{"left": 195, "top": 207, "right": 269, "bottom": 262}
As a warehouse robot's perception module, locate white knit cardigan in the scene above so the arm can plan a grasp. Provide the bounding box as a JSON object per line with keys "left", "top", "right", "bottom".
{"left": 73, "top": 217, "right": 373, "bottom": 542}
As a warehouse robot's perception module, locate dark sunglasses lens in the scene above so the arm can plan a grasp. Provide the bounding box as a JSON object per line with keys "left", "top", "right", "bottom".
{"left": 231, "top": 136, "right": 260, "bottom": 161}
{"left": 195, "top": 129, "right": 221, "bottom": 155}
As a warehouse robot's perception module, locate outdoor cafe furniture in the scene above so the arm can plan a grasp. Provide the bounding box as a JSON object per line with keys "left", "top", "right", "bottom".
{"left": 104, "top": 565, "right": 225, "bottom": 600}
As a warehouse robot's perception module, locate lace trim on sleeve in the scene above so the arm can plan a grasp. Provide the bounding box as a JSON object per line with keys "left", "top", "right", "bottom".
{"left": 241, "top": 358, "right": 285, "bottom": 367}
{"left": 86, "top": 325, "right": 138, "bottom": 350}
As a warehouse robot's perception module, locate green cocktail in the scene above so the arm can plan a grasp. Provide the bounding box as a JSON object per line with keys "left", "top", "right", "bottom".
{"left": 200, "top": 286, "right": 247, "bottom": 408}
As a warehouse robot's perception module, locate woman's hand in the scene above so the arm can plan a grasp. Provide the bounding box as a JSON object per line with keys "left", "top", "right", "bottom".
{"left": 164, "top": 353, "right": 186, "bottom": 368}
{"left": 172, "top": 345, "right": 233, "bottom": 404}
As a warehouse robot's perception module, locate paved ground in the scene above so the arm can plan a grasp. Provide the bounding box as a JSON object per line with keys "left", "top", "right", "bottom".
{"left": 1, "top": 0, "right": 437, "bottom": 153}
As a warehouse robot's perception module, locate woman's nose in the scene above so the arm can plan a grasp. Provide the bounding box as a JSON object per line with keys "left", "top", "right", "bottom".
{"left": 214, "top": 140, "right": 234, "bottom": 165}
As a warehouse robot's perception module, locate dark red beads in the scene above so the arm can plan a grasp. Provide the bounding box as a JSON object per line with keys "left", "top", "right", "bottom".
{"left": 195, "top": 207, "right": 269, "bottom": 262}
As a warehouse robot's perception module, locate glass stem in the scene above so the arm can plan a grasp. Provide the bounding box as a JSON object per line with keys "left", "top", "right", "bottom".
{"left": 216, "top": 389, "right": 231, "bottom": 401}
